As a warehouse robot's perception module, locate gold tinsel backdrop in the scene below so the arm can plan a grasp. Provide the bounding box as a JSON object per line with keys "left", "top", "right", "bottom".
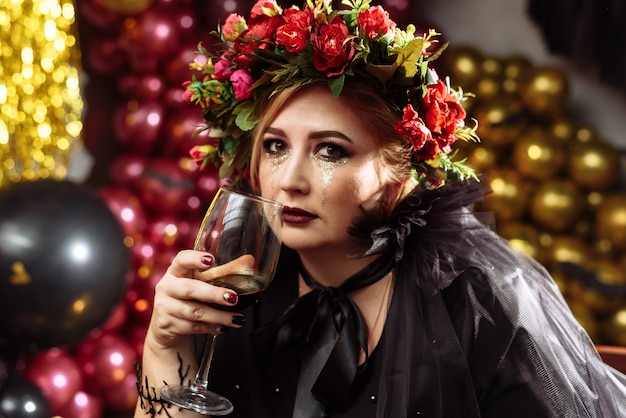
{"left": 0, "top": 0, "right": 624, "bottom": 416}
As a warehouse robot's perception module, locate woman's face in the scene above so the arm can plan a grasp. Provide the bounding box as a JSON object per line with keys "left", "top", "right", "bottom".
{"left": 257, "top": 86, "right": 394, "bottom": 255}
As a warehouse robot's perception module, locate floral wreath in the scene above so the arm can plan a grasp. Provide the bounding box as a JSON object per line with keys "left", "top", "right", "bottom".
{"left": 184, "top": 0, "right": 479, "bottom": 186}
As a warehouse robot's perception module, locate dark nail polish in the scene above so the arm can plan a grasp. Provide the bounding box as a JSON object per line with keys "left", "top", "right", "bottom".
{"left": 224, "top": 292, "right": 238, "bottom": 304}
{"left": 202, "top": 255, "right": 214, "bottom": 265}
{"left": 232, "top": 315, "right": 246, "bottom": 326}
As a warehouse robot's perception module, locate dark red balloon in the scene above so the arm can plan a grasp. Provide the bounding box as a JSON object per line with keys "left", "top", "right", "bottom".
{"left": 55, "top": 391, "right": 103, "bottom": 418}
{"left": 77, "top": 0, "right": 121, "bottom": 31}
{"left": 163, "top": 43, "right": 207, "bottom": 86}
{"left": 100, "top": 372, "right": 138, "bottom": 412}
{"left": 146, "top": 214, "right": 194, "bottom": 249}
{"left": 108, "top": 154, "right": 148, "bottom": 186}
{"left": 83, "top": 36, "right": 126, "bottom": 75}
{"left": 23, "top": 348, "right": 83, "bottom": 413}
{"left": 117, "top": 73, "right": 166, "bottom": 100}
{"left": 121, "top": 11, "right": 181, "bottom": 62}
{"left": 162, "top": 106, "right": 212, "bottom": 157}
{"left": 113, "top": 100, "right": 165, "bottom": 154}
{"left": 135, "top": 157, "right": 198, "bottom": 215}
{"left": 99, "top": 186, "right": 148, "bottom": 237}
{"left": 75, "top": 333, "right": 137, "bottom": 391}
{"left": 125, "top": 262, "right": 167, "bottom": 325}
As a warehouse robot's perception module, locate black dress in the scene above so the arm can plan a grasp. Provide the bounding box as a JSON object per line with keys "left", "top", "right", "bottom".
{"left": 207, "top": 180, "right": 626, "bottom": 417}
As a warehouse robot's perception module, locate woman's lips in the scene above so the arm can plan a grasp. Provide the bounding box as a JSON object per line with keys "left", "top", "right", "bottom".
{"left": 282, "top": 206, "right": 317, "bottom": 224}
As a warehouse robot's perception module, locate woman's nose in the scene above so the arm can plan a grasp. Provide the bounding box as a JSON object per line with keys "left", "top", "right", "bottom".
{"left": 277, "top": 153, "right": 310, "bottom": 194}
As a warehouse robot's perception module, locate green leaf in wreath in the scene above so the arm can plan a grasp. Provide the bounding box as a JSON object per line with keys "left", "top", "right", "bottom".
{"left": 233, "top": 101, "right": 257, "bottom": 131}
{"left": 392, "top": 37, "right": 424, "bottom": 82}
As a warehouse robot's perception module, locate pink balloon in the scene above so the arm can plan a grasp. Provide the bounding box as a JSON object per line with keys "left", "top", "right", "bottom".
{"left": 113, "top": 100, "right": 165, "bottom": 154}
{"left": 99, "top": 186, "right": 148, "bottom": 237}
{"left": 75, "top": 333, "right": 137, "bottom": 391}
{"left": 55, "top": 391, "right": 103, "bottom": 418}
{"left": 108, "top": 154, "right": 148, "bottom": 186}
{"left": 130, "top": 237, "right": 158, "bottom": 267}
{"left": 117, "top": 73, "right": 165, "bottom": 100}
{"left": 23, "top": 348, "right": 83, "bottom": 413}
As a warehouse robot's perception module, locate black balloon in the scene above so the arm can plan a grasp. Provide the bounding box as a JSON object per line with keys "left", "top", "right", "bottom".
{"left": 0, "top": 375, "right": 51, "bottom": 418}
{"left": 0, "top": 180, "right": 130, "bottom": 349}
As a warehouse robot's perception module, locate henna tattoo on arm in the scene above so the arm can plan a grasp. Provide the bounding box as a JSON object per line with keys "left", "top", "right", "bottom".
{"left": 135, "top": 353, "right": 192, "bottom": 417}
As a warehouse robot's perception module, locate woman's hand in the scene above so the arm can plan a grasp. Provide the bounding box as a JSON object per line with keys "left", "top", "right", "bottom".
{"left": 144, "top": 250, "right": 251, "bottom": 352}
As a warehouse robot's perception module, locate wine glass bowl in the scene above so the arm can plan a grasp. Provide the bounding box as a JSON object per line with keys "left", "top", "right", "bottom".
{"left": 159, "top": 188, "right": 283, "bottom": 415}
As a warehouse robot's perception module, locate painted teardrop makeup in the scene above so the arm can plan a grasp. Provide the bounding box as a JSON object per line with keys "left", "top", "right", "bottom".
{"left": 267, "top": 151, "right": 347, "bottom": 207}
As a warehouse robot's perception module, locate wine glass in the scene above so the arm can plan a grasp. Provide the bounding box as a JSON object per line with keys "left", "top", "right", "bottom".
{"left": 159, "top": 187, "right": 283, "bottom": 415}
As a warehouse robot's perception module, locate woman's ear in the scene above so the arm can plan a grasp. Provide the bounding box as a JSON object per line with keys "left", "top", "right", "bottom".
{"left": 382, "top": 180, "right": 405, "bottom": 211}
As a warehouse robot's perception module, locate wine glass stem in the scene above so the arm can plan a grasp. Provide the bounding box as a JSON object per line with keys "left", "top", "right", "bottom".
{"left": 191, "top": 333, "right": 219, "bottom": 391}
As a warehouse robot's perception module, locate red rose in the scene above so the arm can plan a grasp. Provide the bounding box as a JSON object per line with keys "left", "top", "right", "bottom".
{"left": 249, "top": 0, "right": 282, "bottom": 24}
{"left": 357, "top": 5, "right": 396, "bottom": 39}
{"left": 394, "top": 104, "right": 434, "bottom": 154}
{"left": 422, "top": 80, "right": 466, "bottom": 137}
{"left": 214, "top": 54, "right": 234, "bottom": 82}
{"left": 233, "top": 16, "right": 283, "bottom": 68}
{"left": 312, "top": 16, "right": 354, "bottom": 77}
{"left": 276, "top": 8, "right": 312, "bottom": 53}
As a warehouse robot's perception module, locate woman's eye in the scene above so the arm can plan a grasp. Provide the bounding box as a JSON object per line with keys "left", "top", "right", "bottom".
{"left": 263, "top": 139, "right": 287, "bottom": 155}
{"left": 316, "top": 143, "right": 347, "bottom": 160}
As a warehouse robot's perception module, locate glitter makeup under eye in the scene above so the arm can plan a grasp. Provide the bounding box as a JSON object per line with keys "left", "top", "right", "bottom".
{"left": 316, "top": 157, "right": 347, "bottom": 206}
{"left": 269, "top": 152, "right": 288, "bottom": 189}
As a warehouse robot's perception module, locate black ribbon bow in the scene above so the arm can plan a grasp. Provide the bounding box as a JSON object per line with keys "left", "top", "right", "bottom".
{"left": 270, "top": 254, "right": 395, "bottom": 417}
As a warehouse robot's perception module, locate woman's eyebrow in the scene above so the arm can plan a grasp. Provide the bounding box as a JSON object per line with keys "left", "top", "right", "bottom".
{"left": 310, "top": 130, "right": 353, "bottom": 143}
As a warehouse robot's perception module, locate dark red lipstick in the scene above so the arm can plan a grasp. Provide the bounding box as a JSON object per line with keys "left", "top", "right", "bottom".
{"left": 282, "top": 206, "right": 317, "bottom": 224}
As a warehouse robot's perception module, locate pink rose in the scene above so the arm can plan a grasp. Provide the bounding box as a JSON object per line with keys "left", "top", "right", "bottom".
{"left": 213, "top": 55, "right": 234, "bottom": 82}
{"left": 357, "top": 6, "right": 396, "bottom": 39}
{"left": 312, "top": 16, "right": 354, "bottom": 77}
{"left": 230, "top": 69, "right": 254, "bottom": 100}
{"left": 222, "top": 13, "right": 247, "bottom": 42}
{"left": 181, "top": 81, "right": 194, "bottom": 103}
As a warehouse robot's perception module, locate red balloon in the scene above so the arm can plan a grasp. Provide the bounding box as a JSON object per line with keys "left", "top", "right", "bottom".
{"left": 162, "top": 106, "right": 212, "bottom": 157}
{"left": 146, "top": 214, "right": 194, "bottom": 249}
{"left": 23, "top": 348, "right": 83, "bottom": 413}
{"left": 130, "top": 237, "right": 158, "bottom": 267}
{"left": 99, "top": 186, "right": 148, "bottom": 237}
{"left": 125, "top": 262, "right": 167, "bottom": 325}
{"left": 108, "top": 154, "right": 148, "bottom": 186}
{"left": 135, "top": 157, "right": 198, "bottom": 215}
{"left": 83, "top": 36, "right": 126, "bottom": 75}
{"left": 97, "top": 302, "right": 129, "bottom": 335}
{"left": 81, "top": 96, "right": 111, "bottom": 155}
{"left": 113, "top": 100, "right": 165, "bottom": 154}
{"left": 196, "top": 167, "right": 222, "bottom": 202}
{"left": 100, "top": 371, "right": 138, "bottom": 412}
{"left": 55, "top": 391, "right": 103, "bottom": 418}
{"left": 75, "top": 333, "right": 137, "bottom": 392}
{"left": 117, "top": 73, "right": 165, "bottom": 100}
{"left": 121, "top": 11, "right": 181, "bottom": 63}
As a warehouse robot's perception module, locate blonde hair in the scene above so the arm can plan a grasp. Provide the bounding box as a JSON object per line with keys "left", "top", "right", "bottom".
{"left": 249, "top": 80, "right": 414, "bottom": 192}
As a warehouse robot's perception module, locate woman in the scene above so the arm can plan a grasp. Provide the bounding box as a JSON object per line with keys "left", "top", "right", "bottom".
{"left": 135, "top": 1, "right": 626, "bottom": 416}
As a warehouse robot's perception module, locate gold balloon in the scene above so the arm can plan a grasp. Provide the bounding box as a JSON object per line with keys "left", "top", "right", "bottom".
{"left": 544, "top": 234, "right": 591, "bottom": 267}
{"left": 478, "top": 168, "right": 529, "bottom": 223}
{"left": 568, "top": 258, "right": 625, "bottom": 316}
{"left": 474, "top": 99, "right": 527, "bottom": 147}
{"left": 549, "top": 118, "right": 575, "bottom": 145}
{"left": 512, "top": 127, "right": 566, "bottom": 181}
{"left": 600, "top": 308, "right": 626, "bottom": 347}
{"left": 502, "top": 54, "right": 533, "bottom": 81}
{"left": 466, "top": 145, "right": 500, "bottom": 173}
{"left": 519, "top": 66, "right": 569, "bottom": 118}
{"left": 595, "top": 194, "right": 626, "bottom": 250}
{"left": 100, "top": 0, "right": 154, "bottom": 15}
{"left": 443, "top": 45, "right": 484, "bottom": 87}
{"left": 568, "top": 139, "right": 621, "bottom": 191}
{"left": 498, "top": 222, "right": 544, "bottom": 263}
{"left": 575, "top": 125, "right": 599, "bottom": 143}
{"left": 530, "top": 180, "right": 584, "bottom": 232}
{"left": 567, "top": 300, "right": 600, "bottom": 342}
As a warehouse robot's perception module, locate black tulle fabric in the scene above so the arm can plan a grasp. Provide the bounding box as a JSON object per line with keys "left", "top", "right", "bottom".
{"left": 207, "top": 179, "right": 626, "bottom": 417}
